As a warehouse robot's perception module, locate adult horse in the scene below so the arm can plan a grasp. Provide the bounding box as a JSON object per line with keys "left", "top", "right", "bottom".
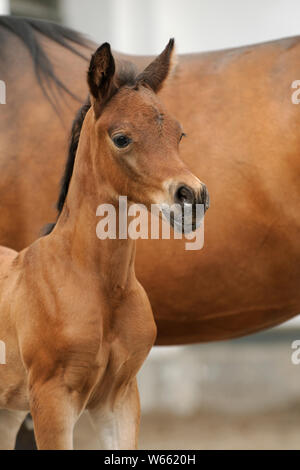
{"left": 0, "top": 16, "right": 299, "bottom": 345}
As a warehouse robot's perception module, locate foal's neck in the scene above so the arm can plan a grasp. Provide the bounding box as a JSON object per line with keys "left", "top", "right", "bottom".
{"left": 49, "top": 117, "right": 136, "bottom": 291}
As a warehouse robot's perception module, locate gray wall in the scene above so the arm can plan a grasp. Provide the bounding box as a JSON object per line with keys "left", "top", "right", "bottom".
{"left": 60, "top": 0, "right": 300, "bottom": 54}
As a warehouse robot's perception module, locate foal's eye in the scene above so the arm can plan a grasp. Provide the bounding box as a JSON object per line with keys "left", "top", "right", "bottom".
{"left": 112, "top": 134, "right": 132, "bottom": 149}
{"left": 180, "top": 132, "right": 187, "bottom": 142}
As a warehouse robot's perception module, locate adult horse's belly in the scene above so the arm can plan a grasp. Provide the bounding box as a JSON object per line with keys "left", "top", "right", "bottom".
{"left": 137, "top": 199, "right": 300, "bottom": 343}
{"left": 137, "top": 38, "right": 300, "bottom": 343}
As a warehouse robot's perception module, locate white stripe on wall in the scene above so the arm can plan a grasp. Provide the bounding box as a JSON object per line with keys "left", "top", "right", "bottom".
{"left": 0, "top": 0, "right": 10, "bottom": 15}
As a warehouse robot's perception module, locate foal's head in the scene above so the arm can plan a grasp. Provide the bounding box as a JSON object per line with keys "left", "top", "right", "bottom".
{"left": 85, "top": 40, "right": 209, "bottom": 231}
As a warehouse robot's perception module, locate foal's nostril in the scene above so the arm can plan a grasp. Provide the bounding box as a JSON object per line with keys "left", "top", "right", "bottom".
{"left": 174, "top": 185, "right": 195, "bottom": 205}
{"left": 199, "top": 184, "right": 210, "bottom": 212}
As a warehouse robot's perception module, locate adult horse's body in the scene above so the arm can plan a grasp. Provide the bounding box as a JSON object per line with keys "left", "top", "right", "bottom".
{"left": 0, "top": 17, "right": 299, "bottom": 344}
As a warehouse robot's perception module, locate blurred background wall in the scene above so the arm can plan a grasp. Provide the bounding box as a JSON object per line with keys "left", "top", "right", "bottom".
{"left": 0, "top": 0, "right": 9, "bottom": 14}
{"left": 4, "top": 0, "right": 300, "bottom": 54}
{"left": 1, "top": 0, "right": 300, "bottom": 449}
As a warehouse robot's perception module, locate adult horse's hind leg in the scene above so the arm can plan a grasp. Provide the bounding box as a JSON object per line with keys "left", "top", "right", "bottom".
{"left": 87, "top": 379, "right": 140, "bottom": 450}
{"left": 0, "top": 409, "right": 27, "bottom": 450}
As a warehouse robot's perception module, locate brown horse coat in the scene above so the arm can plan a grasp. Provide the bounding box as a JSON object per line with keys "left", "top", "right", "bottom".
{"left": 0, "top": 18, "right": 299, "bottom": 344}
{"left": 0, "top": 38, "right": 206, "bottom": 450}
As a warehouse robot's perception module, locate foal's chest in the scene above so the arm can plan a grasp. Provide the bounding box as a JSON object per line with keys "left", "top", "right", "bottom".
{"left": 86, "top": 291, "right": 156, "bottom": 409}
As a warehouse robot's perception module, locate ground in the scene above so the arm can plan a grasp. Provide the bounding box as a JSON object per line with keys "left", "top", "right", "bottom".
{"left": 140, "top": 405, "right": 300, "bottom": 449}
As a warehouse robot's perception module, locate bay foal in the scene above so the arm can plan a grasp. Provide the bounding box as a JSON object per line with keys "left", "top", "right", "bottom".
{"left": 0, "top": 41, "right": 206, "bottom": 450}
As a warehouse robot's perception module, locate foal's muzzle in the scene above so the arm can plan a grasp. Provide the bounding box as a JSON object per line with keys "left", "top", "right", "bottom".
{"left": 174, "top": 183, "right": 210, "bottom": 213}
{"left": 162, "top": 182, "right": 209, "bottom": 233}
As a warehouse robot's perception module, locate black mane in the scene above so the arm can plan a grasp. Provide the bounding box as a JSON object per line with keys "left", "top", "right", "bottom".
{"left": 0, "top": 16, "right": 91, "bottom": 106}
{"left": 43, "top": 97, "right": 91, "bottom": 235}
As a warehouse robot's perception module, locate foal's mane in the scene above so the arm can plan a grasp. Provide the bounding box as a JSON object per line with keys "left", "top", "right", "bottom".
{"left": 44, "top": 61, "right": 138, "bottom": 235}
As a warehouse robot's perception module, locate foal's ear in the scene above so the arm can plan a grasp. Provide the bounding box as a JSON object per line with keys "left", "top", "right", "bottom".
{"left": 137, "top": 38, "right": 176, "bottom": 93}
{"left": 87, "top": 43, "right": 117, "bottom": 114}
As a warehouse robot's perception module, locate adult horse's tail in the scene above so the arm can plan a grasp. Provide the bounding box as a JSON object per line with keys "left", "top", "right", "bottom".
{"left": 0, "top": 16, "right": 92, "bottom": 108}
{"left": 0, "top": 16, "right": 96, "bottom": 251}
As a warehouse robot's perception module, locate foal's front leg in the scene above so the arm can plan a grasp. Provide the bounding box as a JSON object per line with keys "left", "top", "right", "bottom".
{"left": 29, "top": 377, "right": 86, "bottom": 450}
{"left": 0, "top": 409, "right": 27, "bottom": 450}
{"left": 88, "top": 379, "right": 140, "bottom": 450}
